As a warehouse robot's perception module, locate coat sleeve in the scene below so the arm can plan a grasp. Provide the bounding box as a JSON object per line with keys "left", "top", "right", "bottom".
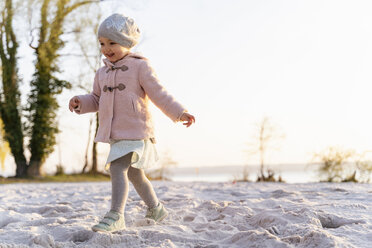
{"left": 75, "top": 71, "right": 101, "bottom": 114}
{"left": 138, "top": 59, "right": 187, "bottom": 122}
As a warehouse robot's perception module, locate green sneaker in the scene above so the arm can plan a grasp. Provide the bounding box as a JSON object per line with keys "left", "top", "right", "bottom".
{"left": 91, "top": 210, "right": 125, "bottom": 232}
{"left": 145, "top": 202, "right": 169, "bottom": 222}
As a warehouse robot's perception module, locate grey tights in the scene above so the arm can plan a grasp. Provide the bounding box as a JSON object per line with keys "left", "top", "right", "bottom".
{"left": 109, "top": 153, "right": 159, "bottom": 214}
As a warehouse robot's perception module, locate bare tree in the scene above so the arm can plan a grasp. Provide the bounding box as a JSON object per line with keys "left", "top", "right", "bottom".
{"left": 233, "top": 165, "right": 250, "bottom": 182}
{"left": 146, "top": 150, "right": 178, "bottom": 181}
{"left": 70, "top": 4, "right": 102, "bottom": 174}
{"left": 245, "top": 117, "right": 285, "bottom": 182}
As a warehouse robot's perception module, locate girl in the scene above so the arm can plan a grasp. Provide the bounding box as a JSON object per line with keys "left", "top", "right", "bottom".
{"left": 69, "top": 13, "right": 195, "bottom": 232}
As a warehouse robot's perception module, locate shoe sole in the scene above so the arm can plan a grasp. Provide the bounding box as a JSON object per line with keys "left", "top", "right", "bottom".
{"left": 92, "top": 227, "right": 105, "bottom": 232}
{"left": 92, "top": 226, "right": 126, "bottom": 233}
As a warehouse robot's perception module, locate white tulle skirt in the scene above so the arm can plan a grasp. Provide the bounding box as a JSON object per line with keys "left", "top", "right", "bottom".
{"left": 105, "top": 139, "right": 159, "bottom": 171}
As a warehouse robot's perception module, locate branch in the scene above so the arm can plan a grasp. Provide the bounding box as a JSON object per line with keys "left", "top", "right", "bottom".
{"left": 7, "top": 3, "right": 17, "bottom": 57}
{"left": 63, "top": 29, "right": 81, "bottom": 35}
{"left": 39, "top": 0, "right": 51, "bottom": 45}
{"left": 4, "top": 0, "right": 12, "bottom": 55}
{"left": 0, "top": 23, "right": 7, "bottom": 61}
{"left": 0, "top": 4, "right": 8, "bottom": 60}
{"left": 59, "top": 53, "right": 97, "bottom": 57}
{"left": 77, "top": 84, "right": 90, "bottom": 92}
{"left": 28, "top": 27, "right": 38, "bottom": 50}
{"left": 29, "top": 43, "right": 37, "bottom": 50}
{"left": 63, "top": 1, "right": 99, "bottom": 16}
{"left": 77, "top": 37, "right": 97, "bottom": 71}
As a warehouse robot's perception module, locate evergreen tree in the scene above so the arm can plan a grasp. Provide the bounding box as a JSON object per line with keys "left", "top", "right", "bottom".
{"left": 27, "top": 0, "right": 96, "bottom": 176}
{"left": 0, "top": 0, "right": 28, "bottom": 177}
{"left": 0, "top": 0, "right": 97, "bottom": 177}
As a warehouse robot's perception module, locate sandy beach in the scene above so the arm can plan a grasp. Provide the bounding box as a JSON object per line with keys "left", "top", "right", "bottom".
{"left": 0, "top": 181, "right": 371, "bottom": 247}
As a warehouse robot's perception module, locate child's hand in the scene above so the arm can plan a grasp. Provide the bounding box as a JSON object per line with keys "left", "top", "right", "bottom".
{"left": 180, "top": 112, "right": 195, "bottom": 127}
{"left": 69, "top": 96, "right": 81, "bottom": 112}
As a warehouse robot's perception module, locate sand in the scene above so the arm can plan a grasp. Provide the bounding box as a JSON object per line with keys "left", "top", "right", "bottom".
{"left": 0, "top": 181, "right": 371, "bottom": 247}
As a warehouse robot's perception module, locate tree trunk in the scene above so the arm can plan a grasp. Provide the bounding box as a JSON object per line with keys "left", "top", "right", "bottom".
{"left": 91, "top": 113, "right": 99, "bottom": 174}
{"left": 82, "top": 117, "right": 93, "bottom": 173}
{"left": 14, "top": 157, "right": 28, "bottom": 178}
{"left": 260, "top": 148, "right": 264, "bottom": 178}
{"left": 27, "top": 160, "right": 46, "bottom": 177}
{"left": 259, "top": 120, "right": 265, "bottom": 179}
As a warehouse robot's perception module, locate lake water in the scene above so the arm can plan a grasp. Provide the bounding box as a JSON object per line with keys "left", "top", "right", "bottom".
{"left": 167, "top": 165, "right": 320, "bottom": 183}
{"left": 170, "top": 171, "right": 319, "bottom": 183}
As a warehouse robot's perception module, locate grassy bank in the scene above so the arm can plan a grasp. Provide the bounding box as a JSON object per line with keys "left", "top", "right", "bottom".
{"left": 0, "top": 173, "right": 111, "bottom": 184}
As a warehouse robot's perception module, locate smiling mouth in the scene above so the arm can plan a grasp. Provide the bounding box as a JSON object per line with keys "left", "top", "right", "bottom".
{"left": 106, "top": 53, "right": 115, "bottom": 58}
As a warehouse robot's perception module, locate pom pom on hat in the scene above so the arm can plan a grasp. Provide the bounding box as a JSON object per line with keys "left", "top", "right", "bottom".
{"left": 98, "top": 13, "right": 140, "bottom": 48}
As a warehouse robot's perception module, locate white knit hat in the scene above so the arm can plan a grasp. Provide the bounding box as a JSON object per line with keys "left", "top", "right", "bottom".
{"left": 98, "top": 14, "right": 140, "bottom": 48}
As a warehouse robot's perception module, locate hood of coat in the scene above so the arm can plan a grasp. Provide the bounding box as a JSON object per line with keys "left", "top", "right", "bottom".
{"left": 102, "top": 52, "right": 146, "bottom": 68}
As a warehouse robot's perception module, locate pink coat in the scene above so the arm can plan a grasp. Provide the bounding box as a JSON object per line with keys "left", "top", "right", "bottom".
{"left": 75, "top": 53, "right": 187, "bottom": 143}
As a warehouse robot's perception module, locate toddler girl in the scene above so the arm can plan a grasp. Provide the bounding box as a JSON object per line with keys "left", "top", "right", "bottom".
{"left": 69, "top": 13, "right": 195, "bottom": 232}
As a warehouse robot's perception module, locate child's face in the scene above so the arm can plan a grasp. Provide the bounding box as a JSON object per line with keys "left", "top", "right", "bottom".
{"left": 99, "top": 37, "right": 130, "bottom": 63}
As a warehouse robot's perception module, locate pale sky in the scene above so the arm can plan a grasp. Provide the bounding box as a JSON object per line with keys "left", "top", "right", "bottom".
{"left": 3, "top": 0, "right": 372, "bottom": 176}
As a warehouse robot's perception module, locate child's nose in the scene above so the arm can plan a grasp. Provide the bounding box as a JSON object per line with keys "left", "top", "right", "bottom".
{"left": 102, "top": 47, "right": 110, "bottom": 53}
